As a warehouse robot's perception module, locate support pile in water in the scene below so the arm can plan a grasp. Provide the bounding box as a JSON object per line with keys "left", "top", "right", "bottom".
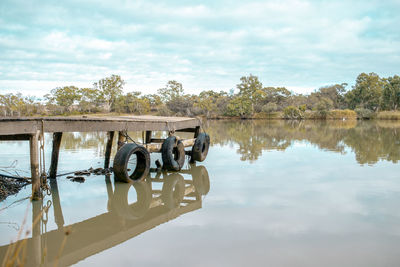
{"left": 0, "top": 176, "right": 29, "bottom": 202}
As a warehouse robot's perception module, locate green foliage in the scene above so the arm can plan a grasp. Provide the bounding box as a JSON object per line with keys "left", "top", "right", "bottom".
{"left": 157, "top": 80, "right": 184, "bottom": 102}
{"left": 46, "top": 86, "right": 81, "bottom": 110}
{"left": 78, "top": 88, "right": 102, "bottom": 112}
{"left": 298, "top": 104, "right": 307, "bottom": 112}
{"left": 94, "top": 74, "right": 124, "bottom": 112}
{"left": 354, "top": 108, "right": 375, "bottom": 119}
{"left": 262, "top": 102, "right": 278, "bottom": 114}
{"left": 316, "top": 83, "right": 347, "bottom": 109}
{"left": 2, "top": 72, "right": 400, "bottom": 119}
{"left": 381, "top": 75, "right": 400, "bottom": 110}
{"left": 237, "top": 74, "right": 264, "bottom": 114}
{"left": 225, "top": 96, "right": 252, "bottom": 118}
{"left": 283, "top": 106, "right": 303, "bottom": 120}
{"left": 345, "top": 73, "right": 384, "bottom": 111}
{"left": 166, "top": 96, "right": 194, "bottom": 116}
{"left": 263, "top": 86, "right": 291, "bottom": 109}
{"left": 0, "top": 93, "right": 43, "bottom": 116}
{"left": 114, "top": 92, "right": 150, "bottom": 114}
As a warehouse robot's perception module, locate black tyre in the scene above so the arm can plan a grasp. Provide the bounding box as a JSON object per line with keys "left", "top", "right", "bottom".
{"left": 113, "top": 143, "right": 150, "bottom": 182}
{"left": 161, "top": 136, "right": 185, "bottom": 171}
{"left": 112, "top": 180, "right": 152, "bottom": 220}
{"left": 192, "top": 165, "right": 210, "bottom": 195}
{"left": 161, "top": 173, "right": 185, "bottom": 209}
{"left": 191, "top": 133, "right": 210, "bottom": 162}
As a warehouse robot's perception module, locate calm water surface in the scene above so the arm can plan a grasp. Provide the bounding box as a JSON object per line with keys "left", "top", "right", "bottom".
{"left": 0, "top": 120, "right": 400, "bottom": 267}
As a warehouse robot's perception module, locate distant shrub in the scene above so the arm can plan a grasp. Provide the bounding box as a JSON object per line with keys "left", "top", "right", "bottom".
{"left": 305, "top": 111, "right": 325, "bottom": 119}
{"left": 354, "top": 108, "right": 375, "bottom": 119}
{"left": 283, "top": 106, "right": 303, "bottom": 120}
{"left": 298, "top": 104, "right": 307, "bottom": 112}
{"left": 327, "top": 109, "right": 357, "bottom": 120}
{"left": 262, "top": 103, "right": 278, "bottom": 114}
{"left": 376, "top": 111, "right": 400, "bottom": 120}
{"left": 156, "top": 105, "right": 171, "bottom": 116}
{"left": 254, "top": 111, "right": 282, "bottom": 119}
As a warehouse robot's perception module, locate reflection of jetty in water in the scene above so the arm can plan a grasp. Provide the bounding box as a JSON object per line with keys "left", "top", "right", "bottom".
{"left": 0, "top": 165, "right": 210, "bottom": 266}
{"left": 206, "top": 120, "right": 400, "bottom": 165}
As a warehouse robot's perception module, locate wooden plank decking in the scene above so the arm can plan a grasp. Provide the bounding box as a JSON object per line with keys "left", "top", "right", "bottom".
{"left": 0, "top": 115, "right": 200, "bottom": 136}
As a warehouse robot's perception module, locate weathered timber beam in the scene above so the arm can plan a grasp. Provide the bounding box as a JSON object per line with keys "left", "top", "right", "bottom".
{"left": 0, "top": 134, "right": 31, "bottom": 141}
{"left": 49, "top": 132, "right": 63, "bottom": 179}
{"left": 117, "top": 131, "right": 124, "bottom": 150}
{"left": 194, "top": 126, "right": 200, "bottom": 138}
{"left": 176, "top": 128, "right": 197, "bottom": 133}
{"left": 30, "top": 131, "right": 41, "bottom": 200}
{"left": 0, "top": 116, "right": 201, "bottom": 135}
{"left": 176, "top": 126, "right": 200, "bottom": 138}
{"left": 145, "top": 131, "right": 152, "bottom": 144}
{"left": 149, "top": 138, "right": 164, "bottom": 143}
{"left": 104, "top": 131, "right": 115, "bottom": 169}
{"left": 144, "top": 138, "right": 195, "bottom": 153}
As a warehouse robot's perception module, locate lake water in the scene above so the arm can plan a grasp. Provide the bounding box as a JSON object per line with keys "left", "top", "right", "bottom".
{"left": 0, "top": 120, "right": 400, "bottom": 267}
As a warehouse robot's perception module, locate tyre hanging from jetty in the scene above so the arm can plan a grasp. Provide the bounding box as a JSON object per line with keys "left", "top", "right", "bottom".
{"left": 191, "top": 133, "right": 210, "bottom": 162}
{"left": 113, "top": 143, "right": 150, "bottom": 182}
{"left": 161, "top": 136, "right": 186, "bottom": 171}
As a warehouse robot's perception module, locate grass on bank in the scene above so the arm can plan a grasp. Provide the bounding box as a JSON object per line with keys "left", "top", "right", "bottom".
{"left": 376, "top": 111, "right": 400, "bottom": 120}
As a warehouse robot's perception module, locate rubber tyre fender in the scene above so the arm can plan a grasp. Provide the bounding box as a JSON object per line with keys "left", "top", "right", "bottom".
{"left": 113, "top": 143, "right": 150, "bottom": 182}
{"left": 112, "top": 180, "right": 152, "bottom": 220}
{"left": 161, "top": 173, "right": 185, "bottom": 210}
{"left": 161, "top": 136, "right": 185, "bottom": 171}
{"left": 192, "top": 165, "right": 210, "bottom": 195}
{"left": 191, "top": 133, "right": 210, "bottom": 162}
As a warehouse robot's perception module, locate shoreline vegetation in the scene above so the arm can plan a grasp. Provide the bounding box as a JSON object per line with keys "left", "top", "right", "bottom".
{"left": 1, "top": 73, "right": 400, "bottom": 120}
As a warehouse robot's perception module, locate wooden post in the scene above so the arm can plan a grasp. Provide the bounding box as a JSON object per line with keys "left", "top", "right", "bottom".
{"left": 194, "top": 126, "right": 200, "bottom": 138}
{"left": 104, "top": 131, "right": 115, "bottom": 169}
{"left": 49, "top": 132, "right": 63, "bottom": 179}
{"left": 50, "top": 179, "right": 65, "bottom": 229}
{"left": 32, "top": 199, "right": 42, "bottom": 266}
{"left": 30, "top": 131, "right": 41, "bottom": 200}
{"left": 117, "top": 131, "right": 125, "bottom": 150}
{"left": 145, "top": 131, "right": 152, "bottom": 144}
{"left": 105, "top": 176, "right": 113, "bottom": 212}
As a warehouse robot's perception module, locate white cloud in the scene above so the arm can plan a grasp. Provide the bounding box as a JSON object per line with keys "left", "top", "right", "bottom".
{"left": 0, "top": 0, "right": 400, "bottom": 95}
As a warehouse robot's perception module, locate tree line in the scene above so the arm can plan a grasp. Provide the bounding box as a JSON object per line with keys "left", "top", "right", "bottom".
{"left": 1, "top": 72, "right": 399, "bottom": 118}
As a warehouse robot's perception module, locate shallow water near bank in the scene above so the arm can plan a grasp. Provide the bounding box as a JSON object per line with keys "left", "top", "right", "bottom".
{"left": 0, "top": 120, "right": 400, "bottom": 266}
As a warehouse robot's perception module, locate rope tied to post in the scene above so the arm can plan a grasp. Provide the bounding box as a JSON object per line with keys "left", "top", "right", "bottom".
{"left": 39, "top": 120, "right": 50, "bottom": 195}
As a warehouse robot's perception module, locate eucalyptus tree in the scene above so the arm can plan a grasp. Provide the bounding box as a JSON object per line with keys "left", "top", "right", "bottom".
{"left": 236, "top": 74, "right": 264, "bottom": 114}
{"left": 45, "top": 86, "right": 81, "bottom": 112}
{"left": 94, "top": 74, "right": 125, "bottom": 112}
{"left": 382, "top": 75, "right": 400, "bottom": 110}
{"left": 345, "top": 73, "right": 385, "bottom": 111}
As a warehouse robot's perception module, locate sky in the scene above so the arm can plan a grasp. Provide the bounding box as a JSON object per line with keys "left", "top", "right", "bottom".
{"left": 0, "top": 0, "right": 400, "bottom": 97}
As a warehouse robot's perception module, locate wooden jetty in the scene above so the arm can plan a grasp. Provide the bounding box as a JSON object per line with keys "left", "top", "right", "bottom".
{"left": 0, "top": 115, "right": 207, "bottom": 200}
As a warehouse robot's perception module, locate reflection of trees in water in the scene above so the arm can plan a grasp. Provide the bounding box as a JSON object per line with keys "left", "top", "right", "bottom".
{"left": 61, "top": 132, "right": 108, "bottom": 157}
{"left": 344, "top": 122, "right": 400, "bottom": 165}
{"left": 205, "top": 120, "right": 400, "bottom": 165}
{"left": 59, "top": 131, "right": 192, "bottom": 158}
